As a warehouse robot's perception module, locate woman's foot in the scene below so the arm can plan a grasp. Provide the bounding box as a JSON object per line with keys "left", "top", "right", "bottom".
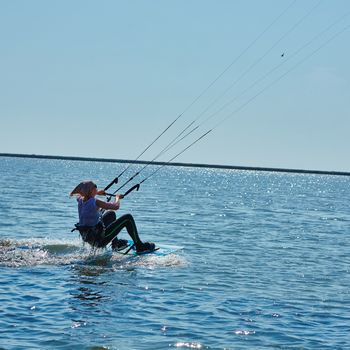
{"left": 136, "top": 242, "right": 156, "bottom": 254}
{"left": 111, "top": 238, "right": 129, "bottom": 251}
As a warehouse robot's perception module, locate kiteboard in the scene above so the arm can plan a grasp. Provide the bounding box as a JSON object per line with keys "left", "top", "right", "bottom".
{"left": 114, "top": 240, "right": 183, "bottom": 257}
{"left": 84, "top": 241, "right": 183, "bottom": 265}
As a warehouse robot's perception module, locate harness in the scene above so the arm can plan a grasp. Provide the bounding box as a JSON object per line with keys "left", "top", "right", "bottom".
{"left": 71, "top": 221, "right": 105, "bottom": 247}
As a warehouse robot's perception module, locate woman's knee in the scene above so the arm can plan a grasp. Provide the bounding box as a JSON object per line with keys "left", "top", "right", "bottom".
{"left": 120, "top": 213, "right": 137, "bottom": 232}
{"left": 120, "top": 213, "right": 134, "bottom": 222}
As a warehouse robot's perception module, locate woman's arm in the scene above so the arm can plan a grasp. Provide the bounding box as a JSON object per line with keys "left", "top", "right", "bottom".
{"left": 95, "top": 196, "right": 121, "bottom": 210}
{"left": 96, "top": 189, "right": 106, "bottom": 196}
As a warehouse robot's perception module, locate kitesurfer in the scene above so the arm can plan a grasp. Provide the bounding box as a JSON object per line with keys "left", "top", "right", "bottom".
{"left": 70, "top": 180, "right": 155, "bottom": 253}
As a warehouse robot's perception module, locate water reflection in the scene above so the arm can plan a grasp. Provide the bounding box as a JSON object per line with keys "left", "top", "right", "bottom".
{"left": 68, "top": 261, "right": 136, "bottom": 310}
{"left": 69, "top": 265, "right": 111, "bottom": 307}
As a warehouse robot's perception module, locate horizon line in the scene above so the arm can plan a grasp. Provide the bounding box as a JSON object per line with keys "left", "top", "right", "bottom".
{"left": 0, "top": 152, "right": 349, "bottom": 177}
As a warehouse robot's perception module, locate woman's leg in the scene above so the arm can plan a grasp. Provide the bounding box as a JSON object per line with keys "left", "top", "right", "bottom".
{"left": 100, "top": 213, "right": 143, "bottom": 247}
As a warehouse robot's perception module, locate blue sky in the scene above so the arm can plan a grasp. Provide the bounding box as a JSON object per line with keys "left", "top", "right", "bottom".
{"left": 1, "top": 0, "right": 349, "bottom": 171}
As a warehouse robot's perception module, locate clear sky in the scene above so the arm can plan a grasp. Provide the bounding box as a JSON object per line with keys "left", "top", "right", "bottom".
{"left": 1, "top": 0, "right": 349, "bottom": 172}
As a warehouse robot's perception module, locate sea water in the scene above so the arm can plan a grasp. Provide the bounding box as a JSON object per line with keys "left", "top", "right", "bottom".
{"left": 0, "top": 156, "right": 349, "bottom": 350}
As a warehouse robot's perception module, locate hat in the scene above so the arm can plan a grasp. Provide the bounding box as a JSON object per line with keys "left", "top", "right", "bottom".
{"left": 70, "top": 181, "right": 96, "bottom": 198}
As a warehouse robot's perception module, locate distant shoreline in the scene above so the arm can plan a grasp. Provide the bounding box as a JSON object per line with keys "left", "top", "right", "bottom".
{"left": 1, "top": 152, "right": 349, "bottom": 177}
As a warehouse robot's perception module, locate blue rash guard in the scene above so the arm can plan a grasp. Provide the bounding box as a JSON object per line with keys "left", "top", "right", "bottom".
{"left": 77, "top": 197, "right": 101, "bottom": 227}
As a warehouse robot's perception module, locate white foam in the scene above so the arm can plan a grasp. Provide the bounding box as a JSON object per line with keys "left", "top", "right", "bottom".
{"left": 0, "top": 238, "right": 187, "bottom": 269}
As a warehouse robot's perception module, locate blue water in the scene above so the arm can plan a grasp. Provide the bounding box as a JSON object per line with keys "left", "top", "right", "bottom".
{"left": 1, "top": 157, "right": 349, "bottom": 350}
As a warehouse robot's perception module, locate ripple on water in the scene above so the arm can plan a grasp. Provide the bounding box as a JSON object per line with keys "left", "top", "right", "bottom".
{"left": 173, "top": 341, "right": 209, "bottom": 349}
{"left": 1, "top": 158, "right": 350, "bottom": 349}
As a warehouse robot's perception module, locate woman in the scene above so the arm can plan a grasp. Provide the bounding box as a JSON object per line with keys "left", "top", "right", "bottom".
{"left": 70, "top": 180, "right": 155, "bottom": 254}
